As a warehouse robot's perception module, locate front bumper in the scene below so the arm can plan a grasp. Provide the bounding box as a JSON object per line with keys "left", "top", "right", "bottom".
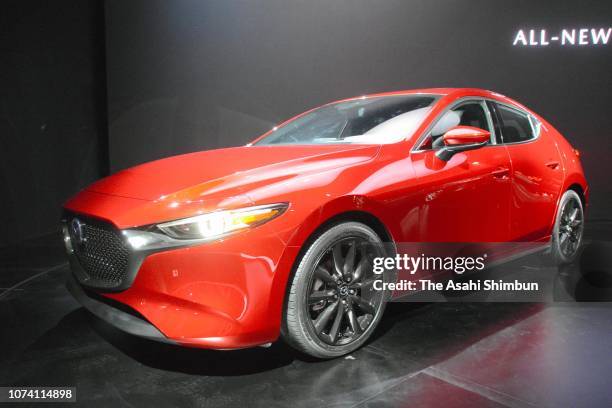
{"left": 63, "top": 209, "right": 300, "bottom": 349}
{"left": 66, "top": 273, "right": 175, "bottom": 344}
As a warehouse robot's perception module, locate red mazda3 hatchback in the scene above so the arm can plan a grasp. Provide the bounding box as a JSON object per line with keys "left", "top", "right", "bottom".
{"left": 63, "top": 88, "right": 587, "bottom": 358}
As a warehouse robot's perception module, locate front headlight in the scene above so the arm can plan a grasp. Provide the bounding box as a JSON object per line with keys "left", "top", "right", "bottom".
{"left": 156, "top": 203, "right": 288, "bottom": 240}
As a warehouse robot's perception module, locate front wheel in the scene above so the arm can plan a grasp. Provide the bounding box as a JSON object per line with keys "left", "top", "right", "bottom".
{"left": 283, "top": 222, "right": 388, "bottom": 358}
{"left": 550, "top": 189, "right": 585, "bottom": 264}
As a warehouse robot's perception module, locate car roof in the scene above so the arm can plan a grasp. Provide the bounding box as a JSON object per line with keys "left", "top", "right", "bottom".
{"left": 328, "top": 88, "right": 529, "bottom": 114}
{"left": 335, "top": 88, "right": 502, "bottom": 100}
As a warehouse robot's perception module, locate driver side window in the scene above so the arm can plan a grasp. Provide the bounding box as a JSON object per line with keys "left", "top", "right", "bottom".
{"left": 420, "top": 101, "right": 491, "bottom": 150}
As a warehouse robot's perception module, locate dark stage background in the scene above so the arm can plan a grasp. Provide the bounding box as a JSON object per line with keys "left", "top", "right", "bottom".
{"left": 0, "top": 0, "right": 106, "bottom": 246}
{"left": 1, "top": 0, "right": 611, "bottom": 247}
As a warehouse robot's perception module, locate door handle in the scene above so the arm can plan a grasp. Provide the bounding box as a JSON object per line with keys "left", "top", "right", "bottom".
{"left": 545, "top": 161, "right": 560, "bottom": 170}
{"left": 491, "top": 168, "right": 510, "bottom": 179}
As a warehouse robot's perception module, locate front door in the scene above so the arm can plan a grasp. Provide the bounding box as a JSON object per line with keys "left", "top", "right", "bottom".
{"left": 410, "top": 99, "right": 512, "bottom": 243}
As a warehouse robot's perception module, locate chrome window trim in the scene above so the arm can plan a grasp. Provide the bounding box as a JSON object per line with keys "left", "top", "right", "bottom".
{"left": 528, "top": 114, "right": 542, "bottom": 139}
{"left": 411, "top": 97, "right": 497, "bottom": 153}
{"left": 411, "top": 97, "right": 540, "bottom": 152}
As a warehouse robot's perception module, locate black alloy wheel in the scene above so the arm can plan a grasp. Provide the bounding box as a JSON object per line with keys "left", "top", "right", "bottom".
{"left": 283, "top": 222, "right": 389, "bottom": 358}
{"left": 307, "top": 237, "right": 383, "bottom": 346}
{"left": 551, "top": 190, "right": 584, "bottom": 264}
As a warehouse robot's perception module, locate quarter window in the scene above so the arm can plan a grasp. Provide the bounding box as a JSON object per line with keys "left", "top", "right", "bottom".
{"left": 496, "top": 104, "right": 535, "bottom": 143}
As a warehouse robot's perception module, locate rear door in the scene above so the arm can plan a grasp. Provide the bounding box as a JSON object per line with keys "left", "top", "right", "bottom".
{"left": 489, "top": 102, "right": 564, "bottom": 241}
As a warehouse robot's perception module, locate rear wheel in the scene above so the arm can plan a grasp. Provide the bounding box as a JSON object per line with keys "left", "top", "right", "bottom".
{"left": 550, "top": 190, "right": 584, "bottom": 264}
{"left": 283, "top": 222, "right": 388, "bottom": 358}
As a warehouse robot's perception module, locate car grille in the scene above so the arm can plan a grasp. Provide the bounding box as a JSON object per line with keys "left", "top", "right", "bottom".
{"left": 68, "top": 216, "right": 130, "bottom": 289}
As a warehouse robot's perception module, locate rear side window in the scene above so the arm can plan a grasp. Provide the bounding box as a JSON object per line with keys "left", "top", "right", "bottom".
{"left": 496, "top": 104, "right": 534, "bottom": 143}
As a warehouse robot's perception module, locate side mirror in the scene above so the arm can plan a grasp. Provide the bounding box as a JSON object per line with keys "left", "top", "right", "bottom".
{"left": 435, "top": 126, "right": 490, "bottom": 161}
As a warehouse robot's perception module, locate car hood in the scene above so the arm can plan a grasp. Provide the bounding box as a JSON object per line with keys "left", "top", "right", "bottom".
{"left": 86, "top": 144, "right": 380, "bottom": 202}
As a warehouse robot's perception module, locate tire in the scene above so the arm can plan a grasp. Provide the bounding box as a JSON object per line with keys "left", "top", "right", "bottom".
{"left": 283, "top": 222, "right": 389, "bottom": 358}
{"left": 550, "top": 189, "right": 585, "bottom": 264}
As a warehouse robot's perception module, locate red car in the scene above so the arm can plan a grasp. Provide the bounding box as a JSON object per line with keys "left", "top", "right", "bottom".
{"left": 63, "top": 88, "right": 587, "bottom": 358}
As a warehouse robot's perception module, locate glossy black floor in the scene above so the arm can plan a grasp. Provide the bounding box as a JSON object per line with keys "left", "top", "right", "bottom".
{"left": 1, "top": 223, "right": 611, "bottom": 407}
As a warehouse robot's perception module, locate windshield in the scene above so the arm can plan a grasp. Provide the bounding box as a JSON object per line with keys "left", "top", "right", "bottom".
{"left": 254, "top": 94, "right": 439, "bottom": 145}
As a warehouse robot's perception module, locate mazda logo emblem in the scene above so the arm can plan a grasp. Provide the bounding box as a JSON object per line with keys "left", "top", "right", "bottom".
{"left": 71, "top": 218, "right": 84, "bottom": 245}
